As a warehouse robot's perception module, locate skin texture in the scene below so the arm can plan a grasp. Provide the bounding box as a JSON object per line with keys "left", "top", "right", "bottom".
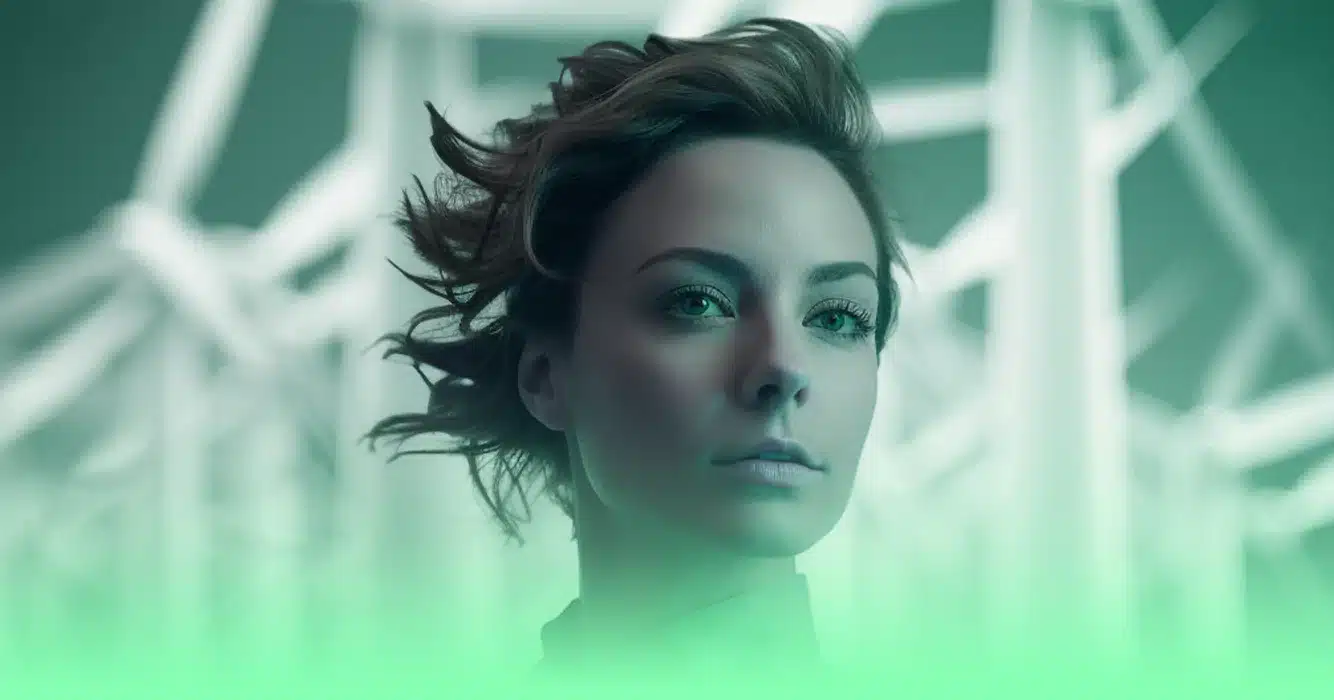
{"left": 517, "top": 136, "right": 881, "bottom": 631}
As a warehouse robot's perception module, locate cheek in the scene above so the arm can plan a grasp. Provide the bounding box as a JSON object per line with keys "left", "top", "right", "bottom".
{"left": 815, "top": 352, "right": 880, "bottom": 461}
{"left": 850, "top": 357, "right": 879, "bottom": 424}
{"left": 568, "top": 325, "right": 728, "bottom": 470}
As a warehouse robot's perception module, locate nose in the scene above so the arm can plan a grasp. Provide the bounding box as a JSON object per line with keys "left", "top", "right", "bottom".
{"left": 745, "top": 367, "right": 809, "bottom": 414}
{"left": 738, "top": 323, "right": 811, "bottom": 414}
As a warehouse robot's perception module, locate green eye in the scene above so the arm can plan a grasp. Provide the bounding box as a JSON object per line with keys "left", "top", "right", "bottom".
{"left": 811, "top": 310, "right": 849, "bottom": 332}
{"left": 806, "top": 299, "right": 875, "bottom": 342}
{"left": 660, "top": 285, "right": 731, "bottom": 320}
{"left": 672, "top": 294, "right": 716, "bottom": 317}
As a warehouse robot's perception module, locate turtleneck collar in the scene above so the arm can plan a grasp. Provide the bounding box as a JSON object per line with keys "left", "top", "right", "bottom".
{"left": 536, "top": 572, "right": 822, "bottom": 675}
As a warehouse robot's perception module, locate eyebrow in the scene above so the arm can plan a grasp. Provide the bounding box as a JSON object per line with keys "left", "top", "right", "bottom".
{"left": 634, "top": 246, "right": 877, "bottom": 287}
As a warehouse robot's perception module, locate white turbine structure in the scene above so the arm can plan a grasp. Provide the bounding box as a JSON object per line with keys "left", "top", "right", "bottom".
{"left": 0, "top": 0, "right": 1330, "bottom": 669}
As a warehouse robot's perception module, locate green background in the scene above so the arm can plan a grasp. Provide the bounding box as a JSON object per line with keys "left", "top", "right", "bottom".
{"left": 1, "top": 0, "right": 1331, "bottom": 650}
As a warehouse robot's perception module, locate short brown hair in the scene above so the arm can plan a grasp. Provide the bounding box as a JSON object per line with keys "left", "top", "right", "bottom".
{"left": 364, "top": 18, "right": 907, "bottom": 543}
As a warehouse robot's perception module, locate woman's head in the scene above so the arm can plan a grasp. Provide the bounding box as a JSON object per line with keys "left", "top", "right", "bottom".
{"left": 367, "top": 18, "right": 907, "bottom": 555}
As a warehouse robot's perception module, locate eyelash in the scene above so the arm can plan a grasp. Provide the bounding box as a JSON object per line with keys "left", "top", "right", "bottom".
{"left": 809, "top": 298, "right": 876, "bottom": 340}
{"left": 658, "top": 285, "right": 876, "bottom": 342}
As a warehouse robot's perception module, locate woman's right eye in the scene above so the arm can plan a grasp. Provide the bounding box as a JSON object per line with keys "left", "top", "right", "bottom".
{"left": 659, "top": 285, "right": 732, "bottom": 320}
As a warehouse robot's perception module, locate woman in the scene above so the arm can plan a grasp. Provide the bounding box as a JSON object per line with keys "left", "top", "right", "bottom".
{"left": 366, "top": 17, "right": 907, "bottom": 682}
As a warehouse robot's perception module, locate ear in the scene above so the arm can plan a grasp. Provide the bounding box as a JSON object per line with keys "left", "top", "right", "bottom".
{"left": 516, "top": 337, "right": 571, "bottom": 432}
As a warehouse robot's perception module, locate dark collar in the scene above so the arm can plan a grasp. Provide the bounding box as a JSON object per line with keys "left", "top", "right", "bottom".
{"left": 537, "top": 573, "right": 822, "bottom": 673}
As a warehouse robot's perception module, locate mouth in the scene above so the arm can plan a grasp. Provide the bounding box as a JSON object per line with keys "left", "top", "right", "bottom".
{"left": 714, "top": 437, "right": 824, "bottom": 472}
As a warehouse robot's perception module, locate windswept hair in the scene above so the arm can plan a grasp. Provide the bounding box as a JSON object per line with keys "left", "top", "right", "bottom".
{"left": 364, "top": 18, "right": 907, "bottom": 544}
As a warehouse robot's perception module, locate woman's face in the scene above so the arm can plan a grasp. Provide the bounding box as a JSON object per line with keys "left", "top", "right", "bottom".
{"left": 547, "top": 136, "right": 881, "bottom": 558}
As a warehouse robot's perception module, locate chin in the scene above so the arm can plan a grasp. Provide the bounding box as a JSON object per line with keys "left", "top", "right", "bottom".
{"left": 718, "top": 531, "right": 820, "bottom": 559}
{"left": 707, "top": 504, "right": 844, "bottom": 559}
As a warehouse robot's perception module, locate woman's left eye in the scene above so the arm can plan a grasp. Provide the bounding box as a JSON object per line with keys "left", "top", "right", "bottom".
{"left": 806, "top": 301, "right": 875, "bottom": 341}
{"left": 811, "top": 310, "right": 851, "bottom": 331}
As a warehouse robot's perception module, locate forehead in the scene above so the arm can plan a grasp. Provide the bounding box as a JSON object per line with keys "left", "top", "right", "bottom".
{"left": 590, "top": 137, "right": 878, "bottom": 278}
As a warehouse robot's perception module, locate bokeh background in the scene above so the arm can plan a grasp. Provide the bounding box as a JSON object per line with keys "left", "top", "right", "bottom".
{"left": 1, "top": 0, "right": 1331, "bottom": 669}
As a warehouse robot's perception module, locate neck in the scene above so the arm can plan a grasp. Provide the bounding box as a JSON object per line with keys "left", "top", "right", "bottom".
{"left": 577, "top": 522, "right": 799, "bottom": 633}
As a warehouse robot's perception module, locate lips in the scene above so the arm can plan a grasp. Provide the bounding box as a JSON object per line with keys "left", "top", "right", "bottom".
{"left": 715, "top": 437, "right": 824, "bottom": 471}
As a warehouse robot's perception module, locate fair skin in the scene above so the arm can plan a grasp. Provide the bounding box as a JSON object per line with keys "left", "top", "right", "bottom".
{"left": 518, "top": 136, "right": 881, "bottom": 641}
